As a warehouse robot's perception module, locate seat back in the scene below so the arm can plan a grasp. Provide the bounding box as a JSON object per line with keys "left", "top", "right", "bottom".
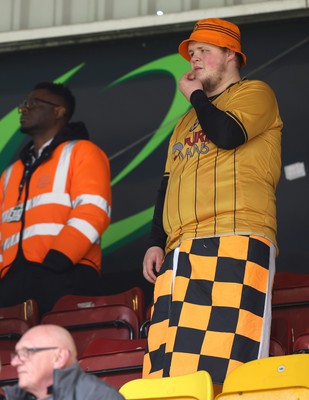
{"left": 0, "top": 299, "right": 39, "bottom": 354}
{"left": 273, "top": 272, "right": 309, "bottom": 304}
{"left": 293, "top": 326, "right": 309, "bottom": 353}
{"left": 40, "top": 304, "right": 139, "bottom": 357}
{"left": 0, "top": 299, "right": 39, "bottom": 327}
{"left": 49, "top": 287, "right": 145, "bottom": 323}
{"left": 0, "top": 321, "right": 31, "bottom": 361}
{"left": 81, "top": 337, "right": 147, "bottom": 357}
{"left": 216, "top": 354, "right": 309, "bottom": 399}
{"left": 0, "top": 364, "right": 18, "bottom": 387}
{"left": 0, "top": 349, "right": 13, "bottom": 365}
{"left": 119, "top": 370, "right": 214, "bottom": 400}
{"left": 79, "top": 338, "right": 147, "bottom": 390}
{"left": 269, "top": 317, "right": 292, "bottom": 356}
{"left": 272, "top": 272, "right": 309, "bottom": 341}
{"left": 269, "top": 337, "right": 285, "bottom": 357}
{"left": 0, "top": 319, "right": 30, "bottom": 339}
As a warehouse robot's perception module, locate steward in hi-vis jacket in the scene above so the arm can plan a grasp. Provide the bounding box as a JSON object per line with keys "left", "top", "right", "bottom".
{"left": 0, "top": 82, "right": 112, "bottom": 316}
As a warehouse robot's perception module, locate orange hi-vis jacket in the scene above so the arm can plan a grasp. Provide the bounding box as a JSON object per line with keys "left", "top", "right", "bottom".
{"left": 0, "top": 122, "right": 111, "bottom": 278}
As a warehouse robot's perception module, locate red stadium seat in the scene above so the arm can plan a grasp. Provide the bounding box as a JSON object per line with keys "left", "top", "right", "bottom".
{"left": 269, "top": 337, "right": 285, "bottom": 356}
{"left": 269, "top": 317, "right": 292, "bottom": 356}
{"left": 0, "top": 299, "right": 39, "bottom": 326}
{"left": 49, "top": 287, "right": 145, "bottom": 324}
{"left": 40, "top": 304, "right": 139, "bottom": 357}
{"left": 0, "top": 350, "right": 12, "bottom": 366}
{"left": 272, "top": 272, "right": 309, "bottom": 304}
{"left": 0, "top": 299, "right": 39, "bottom": 354}
{"left": 293, "top": 326, "right": 309, "bottom": 353}
{"left": 272, "top": 272, "right": 309, "bottom": 341}
{"left": 81, "top": 337, "right": 147, "bottom": 357}
{"left": 0, "top": 364, "right": 18, "bottom": 387}
{"left": 79, "top": 338, "right": 147, "bottom": 390}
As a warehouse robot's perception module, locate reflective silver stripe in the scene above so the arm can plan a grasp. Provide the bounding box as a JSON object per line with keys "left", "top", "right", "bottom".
{"left": 2, "top": 208, "right": 14, "bottom": 223}
{"left": 3, "top": 219, "right": 98, "bottom": 252}
{"left": 25, "top": 193, "right": 71, "bottom": 210}
{"left": 2, "top": 232, "right": 20, "bottom": 251}
{"left": 2, "top": 223, "right": 64, "bottom": 251}
{"left": 0, "top": 255, "right": 2, "bottom": 262}
{"left": 53, "top": 141, "right": 78, "bottom": 193}
{"left": 73, "top": 194, "right": 111, "bottom": 218}
{"left": 3, "top": 165, "right": 13, "bottom": 194}
{"left": 67, "top": 217, "right": 99, "bottom": 244}
{"left": 2, "top": 193, "right": 72, "bottom": 223}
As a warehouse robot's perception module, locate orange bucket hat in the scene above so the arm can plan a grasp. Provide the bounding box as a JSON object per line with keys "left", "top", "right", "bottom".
{"left": 178, "top": 18, "right": 247, "bottom": 67}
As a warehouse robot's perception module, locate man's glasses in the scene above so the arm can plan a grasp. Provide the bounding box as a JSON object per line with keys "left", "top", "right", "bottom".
{"left": 11, "top": 347, "right": 58, "bottom": 362}
{"left": 18, "top": 98, "right": 61, "bottom": 113}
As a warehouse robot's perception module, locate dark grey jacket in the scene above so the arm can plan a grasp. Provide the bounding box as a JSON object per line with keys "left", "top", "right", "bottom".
{"left": 3, "top": 363, "right": 125, "bottom": 400}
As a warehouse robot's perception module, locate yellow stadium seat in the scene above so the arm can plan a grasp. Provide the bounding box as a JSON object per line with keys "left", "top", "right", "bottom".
{"left": 215, "top": 354, "right": 309, "bottom": 399}
{"left": 119, "top": 370, "right": 214, "bottom": 400}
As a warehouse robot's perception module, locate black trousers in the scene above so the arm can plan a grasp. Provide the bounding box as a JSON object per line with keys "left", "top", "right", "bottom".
{"left": 0, "top": 254, "right": 102, "bottom": 317}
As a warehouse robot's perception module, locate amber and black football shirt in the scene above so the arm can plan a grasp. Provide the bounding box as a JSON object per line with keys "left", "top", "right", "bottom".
{"left": 162, "top": 80, "right": 282, "bottom": 253}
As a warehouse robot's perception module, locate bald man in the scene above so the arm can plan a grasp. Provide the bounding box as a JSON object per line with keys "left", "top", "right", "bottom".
{"left": 2, "top": 324, "right": 125, "bottom": 400}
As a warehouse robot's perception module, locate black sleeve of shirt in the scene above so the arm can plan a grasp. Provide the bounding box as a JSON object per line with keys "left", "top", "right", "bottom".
{"left": 148, "top": 175, "right": 168, "bottom": 250}
{"left": 190, "top": 89, "right": 246, "bottom": 149}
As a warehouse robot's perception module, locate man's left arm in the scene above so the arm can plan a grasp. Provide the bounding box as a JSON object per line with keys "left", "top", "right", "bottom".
{"left": 190, "top": 89, "right": 246, "bottom": 149}
{"left": 191, "top": 81, "right": 282, "bottom": 149}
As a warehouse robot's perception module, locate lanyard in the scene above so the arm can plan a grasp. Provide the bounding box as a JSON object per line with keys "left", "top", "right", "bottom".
{"left": 17, "top": 158, "right": 33, "bottom": 204}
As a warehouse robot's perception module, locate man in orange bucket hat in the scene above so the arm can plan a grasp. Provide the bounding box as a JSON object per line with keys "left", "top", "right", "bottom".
{"left": 143, "top": 18, "right": 283, "bottom": 385}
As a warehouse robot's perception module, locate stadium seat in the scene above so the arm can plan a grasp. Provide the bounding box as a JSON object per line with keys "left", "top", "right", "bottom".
{"left": 49, "top": 286, "right": 146, "bottom": 324}
{"left": 79, "top": 338, "right": 147, "bottom": 390}
{"left": 119, "top": 370, "right": 214, "bottom": 400}
{"left": 272, "top": 272, "right": 309, "bottom": 341}
{"left": 0, "top": 349, "right": 12, "bottom": 366}
{"left": 0, "top": 364, "right": 18, "bottom": 387}
{"left": 293, "top": 326, "right": 309, "bottom": 354}
{"left": 272, "top": 272, "right": 309, "bottom": 304}
{"left": 81, "top": 337, "right": 147, "bottom": 357}
{"left": 269, "top": 317, "right": 292, "bottom": 356}
{"left": 40, "top": 304, "right": 139, "bottom": 357}
{"left": 215, "top": 354, "right": 309, "bottom": 399}
{"left": 0, "top": 299, "right": 39, "bottom": 354}
{"left": 269, "top": 337, "right": 285, "bottom": 357}
{"left": 0, "top": 299, "right": 38, "bottom": 326}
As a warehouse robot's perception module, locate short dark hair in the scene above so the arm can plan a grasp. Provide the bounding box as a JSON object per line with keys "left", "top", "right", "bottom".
{"left": 33, "top": 82, "right": 75, "bottom": 121}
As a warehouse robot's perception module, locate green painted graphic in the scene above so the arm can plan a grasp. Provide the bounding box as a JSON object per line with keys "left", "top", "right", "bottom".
{"left": 101, "top": 53, "right": 190, "bottom": 253}
{"left": 101, "top": 206, "right": 154, "bottom": 255}
{"left": 107, "top": 54, "right": 190, "bottom": 186}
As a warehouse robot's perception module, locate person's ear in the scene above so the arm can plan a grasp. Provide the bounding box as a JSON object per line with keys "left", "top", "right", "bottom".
{"left": 53, "top": 348, "right": 70, "bottom": 369}
{"left": 54, "top": 106, "right": 67, "bottom": 120}
{"left": 226, "top": 49, "right": 236, "bottom": 62}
